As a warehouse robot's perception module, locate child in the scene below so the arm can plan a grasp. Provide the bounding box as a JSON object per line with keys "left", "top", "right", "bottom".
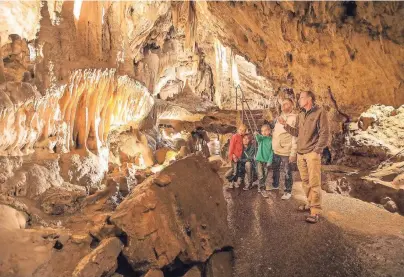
{"left": 225, "top": 124, "right": 247, "bottom": 188}
{"left": 255, "top": 124, "right": 274, "bottom": 192}
{"left": 240, "top": 134, "right": 256, "bottom": 191}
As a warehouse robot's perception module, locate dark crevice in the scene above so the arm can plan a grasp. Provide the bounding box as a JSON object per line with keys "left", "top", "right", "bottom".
{"left": 152, "top": 247, "right": 159, "bottom": 260}
{"left": 322, "top": 147, "right": 332, "bottom": 165}
{"left": 286, "top": 52, "right": 293, "bottom": 63}
{"left": 89, "top": 234, "right": 100, "bottom": 249}
{"left": 118, "top": 231, "right": 128, "bottom": 246}
{"left": 342, "top": 1, "right": 357, "bottom": 18}
{"left": 116, "top": 253, "right": 142, "bottom": 277}
{"left": 53, "top": 240, "right": 63, "bottom": 250}
{"left": 161, "top": 256, "right": 194, "bottom": 277}
{"left": 327, "top": 86, "right": 350, "bottom": 123}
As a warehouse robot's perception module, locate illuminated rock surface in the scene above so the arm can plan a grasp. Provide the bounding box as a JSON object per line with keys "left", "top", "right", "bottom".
{"left": 0, "top": 1, "right": 403, "bottom": 277}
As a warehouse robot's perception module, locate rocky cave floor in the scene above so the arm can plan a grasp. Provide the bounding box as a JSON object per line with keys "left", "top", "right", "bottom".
{"left": 220, "top": 168, "right": 404, "bottom": 277}
{"left": 1, "top": 152, "right": 404, "bottom": 277}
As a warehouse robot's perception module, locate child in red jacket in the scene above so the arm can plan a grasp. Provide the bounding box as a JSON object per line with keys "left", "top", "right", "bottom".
{"left": 225, "top": 124, "right": 247, "bottom": 188}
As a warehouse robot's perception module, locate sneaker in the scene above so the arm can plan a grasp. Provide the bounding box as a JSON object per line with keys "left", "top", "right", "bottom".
{"left": 234, "top": 178, "right": 241, "bottom": 188}
{"left": 228, "top": 182, "right": 234, "bottom": 189}
{"left": 243, "top": 184, "right": 251, "bottom": 191}
{"left": 265, "top": 185, "right": 279, "bottom": 191}
{"left": 305, "top": 214, "right": 320, "bottom": 224}
{"left": 251, "top": 180, "right": 259, "bottom": 188}
{"left": 260, "top": 190, "right": 270, "bottom": 198}
{"left": 281, "top": 193, "right": 292, "bottom": 200}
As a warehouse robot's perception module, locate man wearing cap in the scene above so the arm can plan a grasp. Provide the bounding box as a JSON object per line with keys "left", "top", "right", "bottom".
{"left": 268, "top": 98, "right": 297, "bottom": 201}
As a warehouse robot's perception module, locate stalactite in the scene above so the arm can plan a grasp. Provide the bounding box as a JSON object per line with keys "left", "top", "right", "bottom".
{"left": 0, "top": 69, "right": 153, "bottom": 156}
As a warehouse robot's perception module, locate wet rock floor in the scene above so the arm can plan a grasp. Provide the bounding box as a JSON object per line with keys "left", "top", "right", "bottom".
{"left": 221, "top": 170, "right": 404, "bottom": 277}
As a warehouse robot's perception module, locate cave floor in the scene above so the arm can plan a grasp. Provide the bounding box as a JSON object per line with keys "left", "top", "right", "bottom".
{"left": 221, "top": 169, "right": 404, "bottom": 277}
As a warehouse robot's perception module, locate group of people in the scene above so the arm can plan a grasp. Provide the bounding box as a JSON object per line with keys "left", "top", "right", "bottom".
{"left": 225, "top": 91, "right": 329, "bottom": 224}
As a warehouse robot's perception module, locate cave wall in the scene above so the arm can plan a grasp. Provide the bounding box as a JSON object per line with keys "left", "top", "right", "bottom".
{"left": 0, "top": 1, "right": 403, "bottom": 157}
{"left": 197, "top": 1, "right": 404, "bottom": 118}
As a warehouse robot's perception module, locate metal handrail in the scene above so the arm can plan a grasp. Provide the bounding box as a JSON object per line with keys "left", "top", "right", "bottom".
{"left": 235, "top": 84, "right": 259, "bottom": 132}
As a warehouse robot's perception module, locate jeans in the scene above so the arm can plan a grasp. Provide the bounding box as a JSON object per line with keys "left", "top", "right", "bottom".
{"left": 243, "top": 161, "right": 253, "bottom": 185}
{"left": 225, "top": 160, "right": 238, "bottom": 182}
{"left": 272, "top": 154, "right": 293, "bottom": 193}
{"left": 256, "top": 161, "right": 269, "bottom": 188}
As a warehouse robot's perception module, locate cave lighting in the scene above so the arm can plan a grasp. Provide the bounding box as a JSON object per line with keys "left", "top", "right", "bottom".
{"left": 28, "top": 44, "right": 36, "bottom": 62}
{"left": 171, "top": 132, "right": 183, "bottom": 140}
{"left": 214, "top": 39, "right": 229, "bottom": 72}
{"left": 232, "top": 55, "right": 240, "bottom": 87}
{"left": 73, "top": 0, "right": 83, "bottom": 20}
{"left": 138, "top": 154, "right": 146, "bottom": 169}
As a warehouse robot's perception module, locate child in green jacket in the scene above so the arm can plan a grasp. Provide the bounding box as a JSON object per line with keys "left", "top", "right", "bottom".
{"left": 255, "top": 124, "right": 274, "bottom": 192}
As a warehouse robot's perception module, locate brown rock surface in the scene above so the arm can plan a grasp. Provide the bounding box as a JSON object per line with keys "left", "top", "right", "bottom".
{"left": 155, "top": 147, "right": 170, "bottom": 165}
{"left": 205, "top": 251, "right": 233, "bottom": 277}
{"left": 110, "top": 155, "right": 230, "bottom": 272}
{"left": 0, "top": 204, "right": 27, "bottom": 230}
{"left": 40, "top": 185, "right": 86, "bottom": 215}
{"left": 183, "top": 266, "right": 202, "bottom": 277}
{"left": 72, "top": 237, "right": 123, "bottom": 277}
{"left": 144, "top": 269, "right": 164, "bottom": 277}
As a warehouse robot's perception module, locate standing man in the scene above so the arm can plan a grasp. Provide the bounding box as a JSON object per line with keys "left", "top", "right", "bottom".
{"left": 270, "top": 99, "right": 297, "bottom": 200}
{"left": 278, "top": 91, "right": 329, "bottom": 224}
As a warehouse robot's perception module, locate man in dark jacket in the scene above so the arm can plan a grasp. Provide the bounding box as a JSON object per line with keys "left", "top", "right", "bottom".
{"left": 278, "top": 91, "right": 329, "bottom": 224}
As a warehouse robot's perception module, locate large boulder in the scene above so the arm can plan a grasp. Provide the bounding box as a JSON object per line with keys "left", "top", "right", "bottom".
{"left": 72, "top": 237, "right": 123, "bottom": 277}
{"left": 110, "top": 156, "right": 230, "bottom": 273}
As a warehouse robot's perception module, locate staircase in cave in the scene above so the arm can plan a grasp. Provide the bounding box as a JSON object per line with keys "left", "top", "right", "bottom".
{"left": 240, "top": 109, "right": 267, "bottom": 132}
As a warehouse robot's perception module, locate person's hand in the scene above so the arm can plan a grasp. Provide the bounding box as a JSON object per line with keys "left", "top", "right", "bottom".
{"left": 278, "top": 116, "right": 286, "bottom": 125}
{"left": 289, "top": 156, "right": 297, "bottom": 163}
{"left": 233, "top": 157, "right": 238, "bottom": 162}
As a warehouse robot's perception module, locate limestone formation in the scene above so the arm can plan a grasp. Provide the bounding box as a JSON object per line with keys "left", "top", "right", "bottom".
{"left": 72, "top": 237, "right": 123, "bottom": 277}
{"left": 40, "top": 185, "right": 86, "bottom": 215}
{"left": 0, "top": 69, "right": 154, "bottom": 156}
{"left": 110, "top": 155, "right": 230, "bottom": 272}
{"left": 0, "top": 1, "right": 403, "bottom": 277}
